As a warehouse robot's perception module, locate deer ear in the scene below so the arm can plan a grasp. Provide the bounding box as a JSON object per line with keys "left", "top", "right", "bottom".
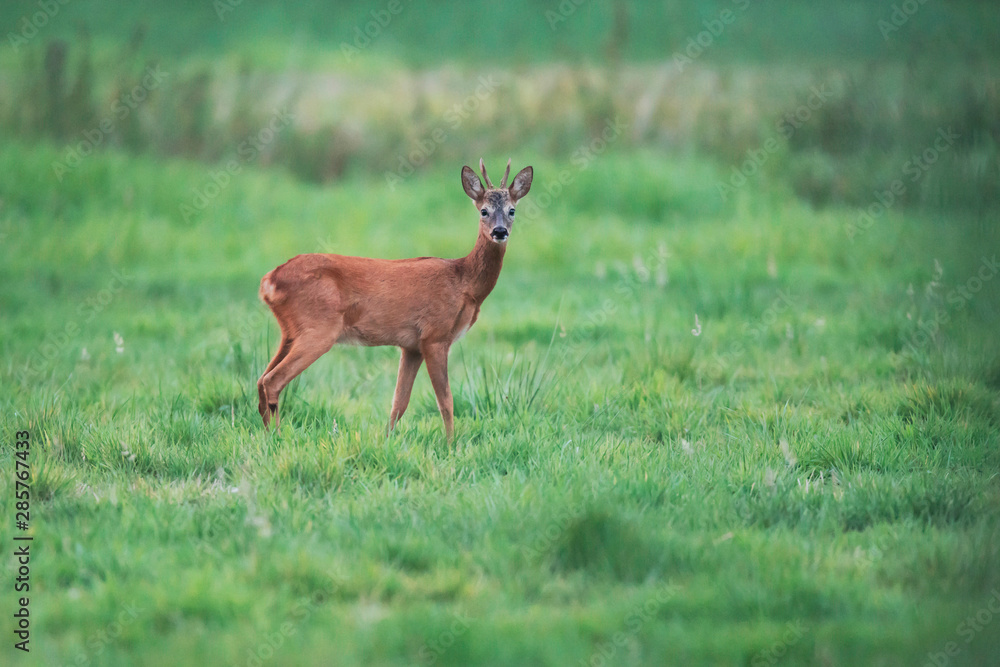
{"left": 461, "top": 166, "right": 485, "bottom": 202}
{"left": 509, "top": 166, "right": 533, "bottom": 202}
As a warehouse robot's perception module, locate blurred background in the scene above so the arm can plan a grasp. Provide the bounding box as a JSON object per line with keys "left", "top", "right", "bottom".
{"left": 2, "top": 0, "right": 998, "bottom": 214}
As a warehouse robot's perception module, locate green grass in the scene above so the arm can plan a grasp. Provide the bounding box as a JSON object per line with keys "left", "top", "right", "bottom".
{"left": 1, "top": 128, "right": 999, "bottom": 666}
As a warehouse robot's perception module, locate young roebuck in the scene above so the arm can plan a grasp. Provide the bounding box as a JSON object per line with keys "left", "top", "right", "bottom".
{"left": 257, "top": 159, "right": 533, "bottom": 439}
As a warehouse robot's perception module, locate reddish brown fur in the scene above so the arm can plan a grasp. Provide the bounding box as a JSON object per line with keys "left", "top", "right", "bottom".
{"left": 257, "top": 160, "right": 533, "bottom": 440}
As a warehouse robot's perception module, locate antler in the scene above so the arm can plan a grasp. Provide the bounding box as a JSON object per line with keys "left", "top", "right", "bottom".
{"left": 499, "top": 158, "right": 512, "bottom": 188}
{"left": 479, "top": 158, "right": 493, "bottom": 189}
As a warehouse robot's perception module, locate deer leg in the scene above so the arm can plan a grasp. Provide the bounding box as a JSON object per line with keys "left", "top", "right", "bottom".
{"left": 388, "top": 348, "right": 423, "bottom": 435}
{"left": 261, "top": 328, "right": 339, "bottom": 430}
{"left": 258, "top": 335, "right": 293, "bottom": 427}
{"left": 421, "top": 342, "right": 454, "bottom": 441}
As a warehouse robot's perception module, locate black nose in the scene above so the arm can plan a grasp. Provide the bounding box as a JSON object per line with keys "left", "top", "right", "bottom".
{"left": 491, "top": 227, "right": 508, "bottom": 240}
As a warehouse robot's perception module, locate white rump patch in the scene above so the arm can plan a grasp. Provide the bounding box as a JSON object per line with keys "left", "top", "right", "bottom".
{"left": 260, "top": 277, "right": 277, "bottom": 303}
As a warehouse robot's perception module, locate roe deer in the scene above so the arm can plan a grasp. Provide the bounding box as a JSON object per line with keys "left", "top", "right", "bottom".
{"left": 257, "top": 159, "right": 533, "bottom": 440}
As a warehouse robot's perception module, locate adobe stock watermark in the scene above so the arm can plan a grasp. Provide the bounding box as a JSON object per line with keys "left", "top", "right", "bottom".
{"left": 339, "top": 0, "right": 412, "bottom": 62}
{"left": 17, "top": 268, "right": 132, "bottom": 384}
{"left": 50, "top": 65, "right": 169, "bottom": 181}
{"left": 516, "top": 115, "right": 627, "bottom": 220}
{"left": 556, "top": 240, "right": 668, "bottom": 370}
{"left": 545, "top": 0, "right": 591, "bottom": 29}
{"left": 580, "top": 587, "right": 677, "bottom": 667}
{"left": 522, "top": 487, "right": 610, "bottom": 563}
{"left": 418, "top": 612, "right": 471, "bottom": 665}
{"left": 243, "top": 570, "right": 346, "bottom": 666}
{"left": 230, "top": 303, "right": 272, "bottom": 351}
{"left": 179, "top": 108, "right": 294, "bottom": 223}
{"left": 54, "top": 603, "right": 143, "bottom": 667}
{"left": 922, "top": 589, "right": 1000, "bottom": 667}
{"left": 706, "top": 289, "right": 797, "bottom": 375}
{"left": 716, "top": 84, "right": 833, "bottom": 201}
{"left": 214, "top": 0, "right": 246, "bottom": 22}
{"left": 672, "top": 0, "right": 753, "bottom": 72}
{"left": 6, "top": 0, "right": 72, "bottom": 51}
{"left": 846, "top": 127, "right": 959, "bottom": 241}
{"left": 383, "top": 75, "right": 502, "bottom": 191}
{"left": 902, "top": 255, "right": 999, "bottom": 358}
{"left": 879, "top": 0, "right": 933, "bottom": 40}
{"left": 751, "top": 621, "right": 808, "bottom": 667}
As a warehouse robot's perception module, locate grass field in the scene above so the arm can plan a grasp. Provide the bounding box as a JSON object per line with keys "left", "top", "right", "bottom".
{"left": 3, "top": 1, "right": 1000, "bottom": 665}
{"left": 3, "top": 139, "right": 999, "bottom": 664}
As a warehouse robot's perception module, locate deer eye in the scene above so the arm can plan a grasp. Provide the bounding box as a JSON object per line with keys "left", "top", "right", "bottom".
{"left": 480, "top": 208, "right": 488, "bottom": 216}
{"left": 508, "top": 209, "right": 515, "bottom": 217}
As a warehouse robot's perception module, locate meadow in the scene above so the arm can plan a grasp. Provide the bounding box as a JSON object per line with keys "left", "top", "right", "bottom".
{"left": 2, "top": 1, "right": 1000, "bottom": 665}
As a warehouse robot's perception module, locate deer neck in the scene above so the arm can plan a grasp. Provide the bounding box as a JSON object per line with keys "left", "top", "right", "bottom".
{"left": 461, "top": 231, "right": 506, "bottom": 304}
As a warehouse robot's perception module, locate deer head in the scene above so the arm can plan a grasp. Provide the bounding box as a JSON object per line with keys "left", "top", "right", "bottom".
{"left": 461, "top": 158, "right": 533, "bottom": 244}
